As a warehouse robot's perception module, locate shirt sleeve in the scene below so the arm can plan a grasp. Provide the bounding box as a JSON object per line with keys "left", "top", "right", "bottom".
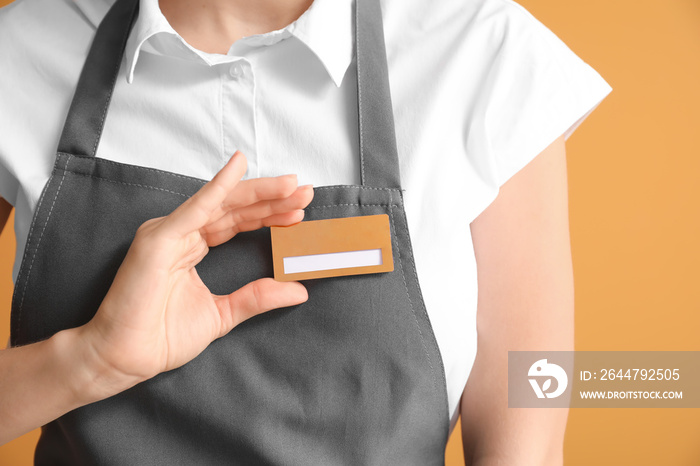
{"left": 479, "top": 0, "right": 613, "bottom": 187}
{"left": 0, "top": 160, "right": 19, "bottom": 207}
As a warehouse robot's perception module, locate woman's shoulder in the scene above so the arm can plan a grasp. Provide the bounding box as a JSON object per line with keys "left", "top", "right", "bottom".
{"left": 382, "top": 0, "right": 575, "bottom": 63}
{"left": 0, "top": 0, "right": 105, "bottom": 202}
{"left": 0, "top": 0, "right": 98, "bottom": 37}
{"left": 0, "top": 0, "right": 103, "bottom": 62}
{"left": 382, "top": 0, "right": 613, "bottom": 191}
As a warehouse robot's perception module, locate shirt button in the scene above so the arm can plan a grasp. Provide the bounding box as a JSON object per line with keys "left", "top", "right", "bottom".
{"left": 229, "top": 63, "right": 243, "bottom": 79}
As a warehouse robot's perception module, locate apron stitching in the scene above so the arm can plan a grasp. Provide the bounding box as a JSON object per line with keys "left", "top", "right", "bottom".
{"left": 396, "top": 197, "right": 452, "bottom": 425}
{"left": 61, "top": 171, "right": 190, "bottom": 198}
{"left": 387, "top": 203, "right": 437, "bottom": 391}
{"left": 356, "top": 0, "right": 365, "bottom": 186}
{"left": 51, "top": 164, "right": 399, "bottom": 193}
{"left": 91, "top": 2, "right": 137, "bottom": 157}
{"left": 17, "top": 154, "right": 73, "bottom": 330}
{"left": 11, "top": 168, "right": 59, "bottom": 342}
{"left": 305, "top": 203, "right": 397, "bottom": 210}
{"left": 219, "top": 74, "right": 225, "bottom": 163}
{"left": 312, "top": 186, "right": 395, "bottom": 192}
{"left": 56, "top": 153, "right": 206, "bottom": 183}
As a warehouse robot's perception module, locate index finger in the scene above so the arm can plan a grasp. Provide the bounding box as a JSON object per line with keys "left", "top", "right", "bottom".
{"left": 162, "top": 152, "right": 248, "bottom": 237}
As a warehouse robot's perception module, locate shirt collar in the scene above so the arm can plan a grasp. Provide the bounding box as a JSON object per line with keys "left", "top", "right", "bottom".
{"left": 73, "top": 0, "right": 354, "bottom": 87}
{"left": 285, "top": 0, "right": 354, "bottom": 87}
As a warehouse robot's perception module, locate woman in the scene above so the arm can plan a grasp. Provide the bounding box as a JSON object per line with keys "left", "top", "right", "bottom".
{"left": 0, "top": 0, "right": 612, "bottom": 463}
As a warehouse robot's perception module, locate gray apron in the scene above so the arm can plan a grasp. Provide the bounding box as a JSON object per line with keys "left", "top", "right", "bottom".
{"left": 10, "top": 0, "right": 450, "bottom": 463}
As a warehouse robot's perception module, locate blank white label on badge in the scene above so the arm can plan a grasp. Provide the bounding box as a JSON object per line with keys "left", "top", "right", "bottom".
{"left": 282, "top": 249, "right": 383, "bottom": 274}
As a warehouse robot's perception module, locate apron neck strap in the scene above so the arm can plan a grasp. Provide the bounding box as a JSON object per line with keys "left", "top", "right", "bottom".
{"left": 355, "top": 0, "right": 401, "bottom": 189}
{"left": 57, "top": 0, "right": 139, "bottom": 160}
{"left": 57, "top": 0, "right": 402, "bottom": 190}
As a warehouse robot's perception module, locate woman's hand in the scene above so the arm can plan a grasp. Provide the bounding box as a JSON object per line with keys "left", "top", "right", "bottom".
{"left": 78, "top": 151, "right": 313, "bottom": 399}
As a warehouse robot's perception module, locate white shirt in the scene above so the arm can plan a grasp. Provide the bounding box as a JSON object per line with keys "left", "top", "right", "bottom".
{"left": 0, "top": 0, "right": 612, "bottom": 430}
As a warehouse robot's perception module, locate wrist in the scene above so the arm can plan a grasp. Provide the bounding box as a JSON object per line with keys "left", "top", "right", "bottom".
{"left": 53, "top": 326, "right": 144, "bottom": 406}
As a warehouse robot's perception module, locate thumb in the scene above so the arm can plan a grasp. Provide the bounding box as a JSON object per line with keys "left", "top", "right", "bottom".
{"left": 214, "top": 278, "right": 308, "bottom": 337}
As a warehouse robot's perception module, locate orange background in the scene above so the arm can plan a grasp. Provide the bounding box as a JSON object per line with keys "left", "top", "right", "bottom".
{"left": 1, "top": 0, "right": 699, "bottom": 464}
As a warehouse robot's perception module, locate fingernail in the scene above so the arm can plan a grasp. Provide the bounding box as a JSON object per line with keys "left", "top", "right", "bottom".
{"left": 297, "top": 184, "right": 313, "bottom": 189}
{"left": 228, "top": 152, "right": 244, "bottom": 165}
